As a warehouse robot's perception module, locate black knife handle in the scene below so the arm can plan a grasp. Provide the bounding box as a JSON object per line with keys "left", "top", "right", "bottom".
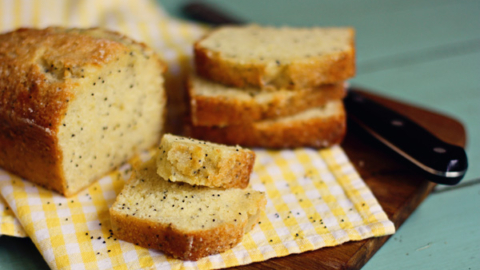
{"left": 345, "top": 89, "right": 468, "bottom": 185}
{"left": 182, "top": 2, "right": 245, "bottom": 25}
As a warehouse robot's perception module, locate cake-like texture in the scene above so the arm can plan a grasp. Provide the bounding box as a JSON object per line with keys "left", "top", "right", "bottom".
{"left": 110, "top": 158, "right": 266, "bottom": 261}
{"left": 0, "top": 27, "right": 166, "bottom": 196}
{"left": 187, "top": 100, "right": 346, "bottom": 148}
{"left": 157, "top": 134, "right": 255, "bottom": 189}
{"left": 194, "top": 25, "right": 355, "bottom": 90}
{"left": 189, "top": 74, "right": 346, "bottom": 126}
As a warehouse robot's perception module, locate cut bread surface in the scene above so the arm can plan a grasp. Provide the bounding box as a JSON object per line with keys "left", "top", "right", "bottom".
{"left": 194, "top": 25, "right": 355, "bottom": 90}
{"left": 187, "top": 100, "right": 346, "bottom": 148}
{"left": 110, "top": 158, "right": 266, "bottom": 260}
{"left": 189, "top": 74, "right": 346, "bottom": 126}
{"left": 0, "top": 27, "right": 166, "bottom": 196}
{"left": 156, "top": 134, "right": 255, "bottom": 189}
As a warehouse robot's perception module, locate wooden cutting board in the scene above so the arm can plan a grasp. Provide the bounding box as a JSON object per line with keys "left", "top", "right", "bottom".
{"left": 235, "top": 88, "right": 467, "bottom": 270}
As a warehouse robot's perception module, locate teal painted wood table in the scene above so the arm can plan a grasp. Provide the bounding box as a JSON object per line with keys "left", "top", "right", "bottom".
{"left": 0, "top": 0, "right": 479, "bottom": 269}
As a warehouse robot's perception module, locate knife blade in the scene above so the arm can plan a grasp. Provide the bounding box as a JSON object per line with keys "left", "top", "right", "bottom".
{"left": 181, "top": 1, "right": 469, "bottom": 185}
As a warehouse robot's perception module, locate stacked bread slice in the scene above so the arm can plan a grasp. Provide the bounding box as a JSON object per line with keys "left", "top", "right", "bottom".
{"left": 110, "top": 134, "right": 266, "bottom": 261}
{"left": 187, "top": 25, "right": 355, "bottom": 148}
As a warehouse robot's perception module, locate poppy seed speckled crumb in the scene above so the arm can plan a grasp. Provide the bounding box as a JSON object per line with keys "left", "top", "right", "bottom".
{"left": 194, "top": 25, "right": 355, "bottom": 90}
{"left": 0, "top": 27, "right": 167, "bottom": 196}
{"left": 109, "top": 158, "right": 266, "bottom": 261}
{"left": 156, "top": 134, "right": 255, "bottom": 189}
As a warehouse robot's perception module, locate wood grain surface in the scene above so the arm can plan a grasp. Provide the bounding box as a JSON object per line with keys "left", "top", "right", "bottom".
{"left": 232, "top": 88, "right": 466, "bottom": 270}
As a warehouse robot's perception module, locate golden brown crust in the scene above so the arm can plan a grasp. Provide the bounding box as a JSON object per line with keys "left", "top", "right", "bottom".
{"left": 110, "top": 170, "right": 265, "bottom": 261}
{"left": 189, "top": 79, "right": 346, "bottom": 126}
{"left": 194, "top": 28, "right": 355, "bottom": 90}
{"left": 110, "top": 208, "right": 250, "bottom": 261}
{"left": 217, "top": 150, "right": 255, "bottom": 189}
{"left": 0, "top": 27, "right": 164, "bottom": 196}
{"left": 186, "top": 104, "right": 347, "bottom": 149}
{"left": 0, "top": 116, "right": 66, "bottom": 194}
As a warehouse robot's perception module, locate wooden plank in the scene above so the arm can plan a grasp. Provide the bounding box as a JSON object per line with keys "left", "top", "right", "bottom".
{"left": 363, "top": 184, "right": 480, "bottom": 270}
{"left": 231, "top": 88, "right": 466, "bottom": 269}
{"left": 1, "top": 1, "right": 476, "bottom": 269}
{"left": 159, "top": 0, "right": 480, "bottom": 182}
{"left": 161, "top": 0, "right": 480, "bottom": 181}
{"left": 353, "top": 51, "right": 480, "bottom": 183}
{"left": 159, "top": 0, "right": 480, "bottom": 62}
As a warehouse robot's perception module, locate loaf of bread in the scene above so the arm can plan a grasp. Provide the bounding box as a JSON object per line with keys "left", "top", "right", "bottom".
{"left": 189, "top": 74, "right": 346, "bottom": 126}
{"left": 194, "top": 25, "right": 355, "bottom": 90}
{"left": 110, "top": 158, "right": 266, "bottom": 261}
{"left": 156, "top": 134, "right": 255, "bottom": 189}
{"left": 0, "top": 27, "right": 166, "bottom": 196}
{"left": 187, "top": 100, "right": 346, "bottom": 148}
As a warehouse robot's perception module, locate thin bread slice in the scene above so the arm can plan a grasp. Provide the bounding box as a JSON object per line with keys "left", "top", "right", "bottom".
{"left": 189, "top": 74, "right": 346, "bottom": 126}
{"left": 110, "top": 158, "right": 266, "bottom": 261}
{"left": 194, "top": 25, "right": 355, "bottom": 90}
{"left": 186, "top": 100, "right": 346, "bottom": 148}
{"left": 156, "top": 134, "right": 255, "bottom": 189}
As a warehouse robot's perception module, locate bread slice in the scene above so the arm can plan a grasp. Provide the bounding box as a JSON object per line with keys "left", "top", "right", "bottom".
{"left": 110, "top": 158, "right": 266, "bottom": 261}
{"left": 194, "top": 25, "right": 355, "bottom": 90}
{"left": 189, "top": 74, "right": 346, "bottom": 126}
{"left": 156, "top": 134, "right": 255, "bottom": 189}
{"left": 0, "top": 27, "right": 166, "bottom": 196}
{"left": 186, "top": 100, "right": 346, "bottom": 148}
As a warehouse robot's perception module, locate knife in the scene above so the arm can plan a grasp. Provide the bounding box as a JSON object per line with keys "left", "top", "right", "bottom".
{"left": 182, "top": 1, "right": 469, "bottom": 185}
{"left": 344, "top": 89, "right": 467, "bottom": 185}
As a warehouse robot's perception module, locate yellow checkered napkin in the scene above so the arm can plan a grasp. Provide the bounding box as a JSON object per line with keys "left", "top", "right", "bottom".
{"left": 0, "top": 146, "right": 394, "bottom": 269}
{"left": 0, "top": 195, "right": 26, "bottom": 237}
{"left": 0, "top": 0, "right": 394, "bottom": 269}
